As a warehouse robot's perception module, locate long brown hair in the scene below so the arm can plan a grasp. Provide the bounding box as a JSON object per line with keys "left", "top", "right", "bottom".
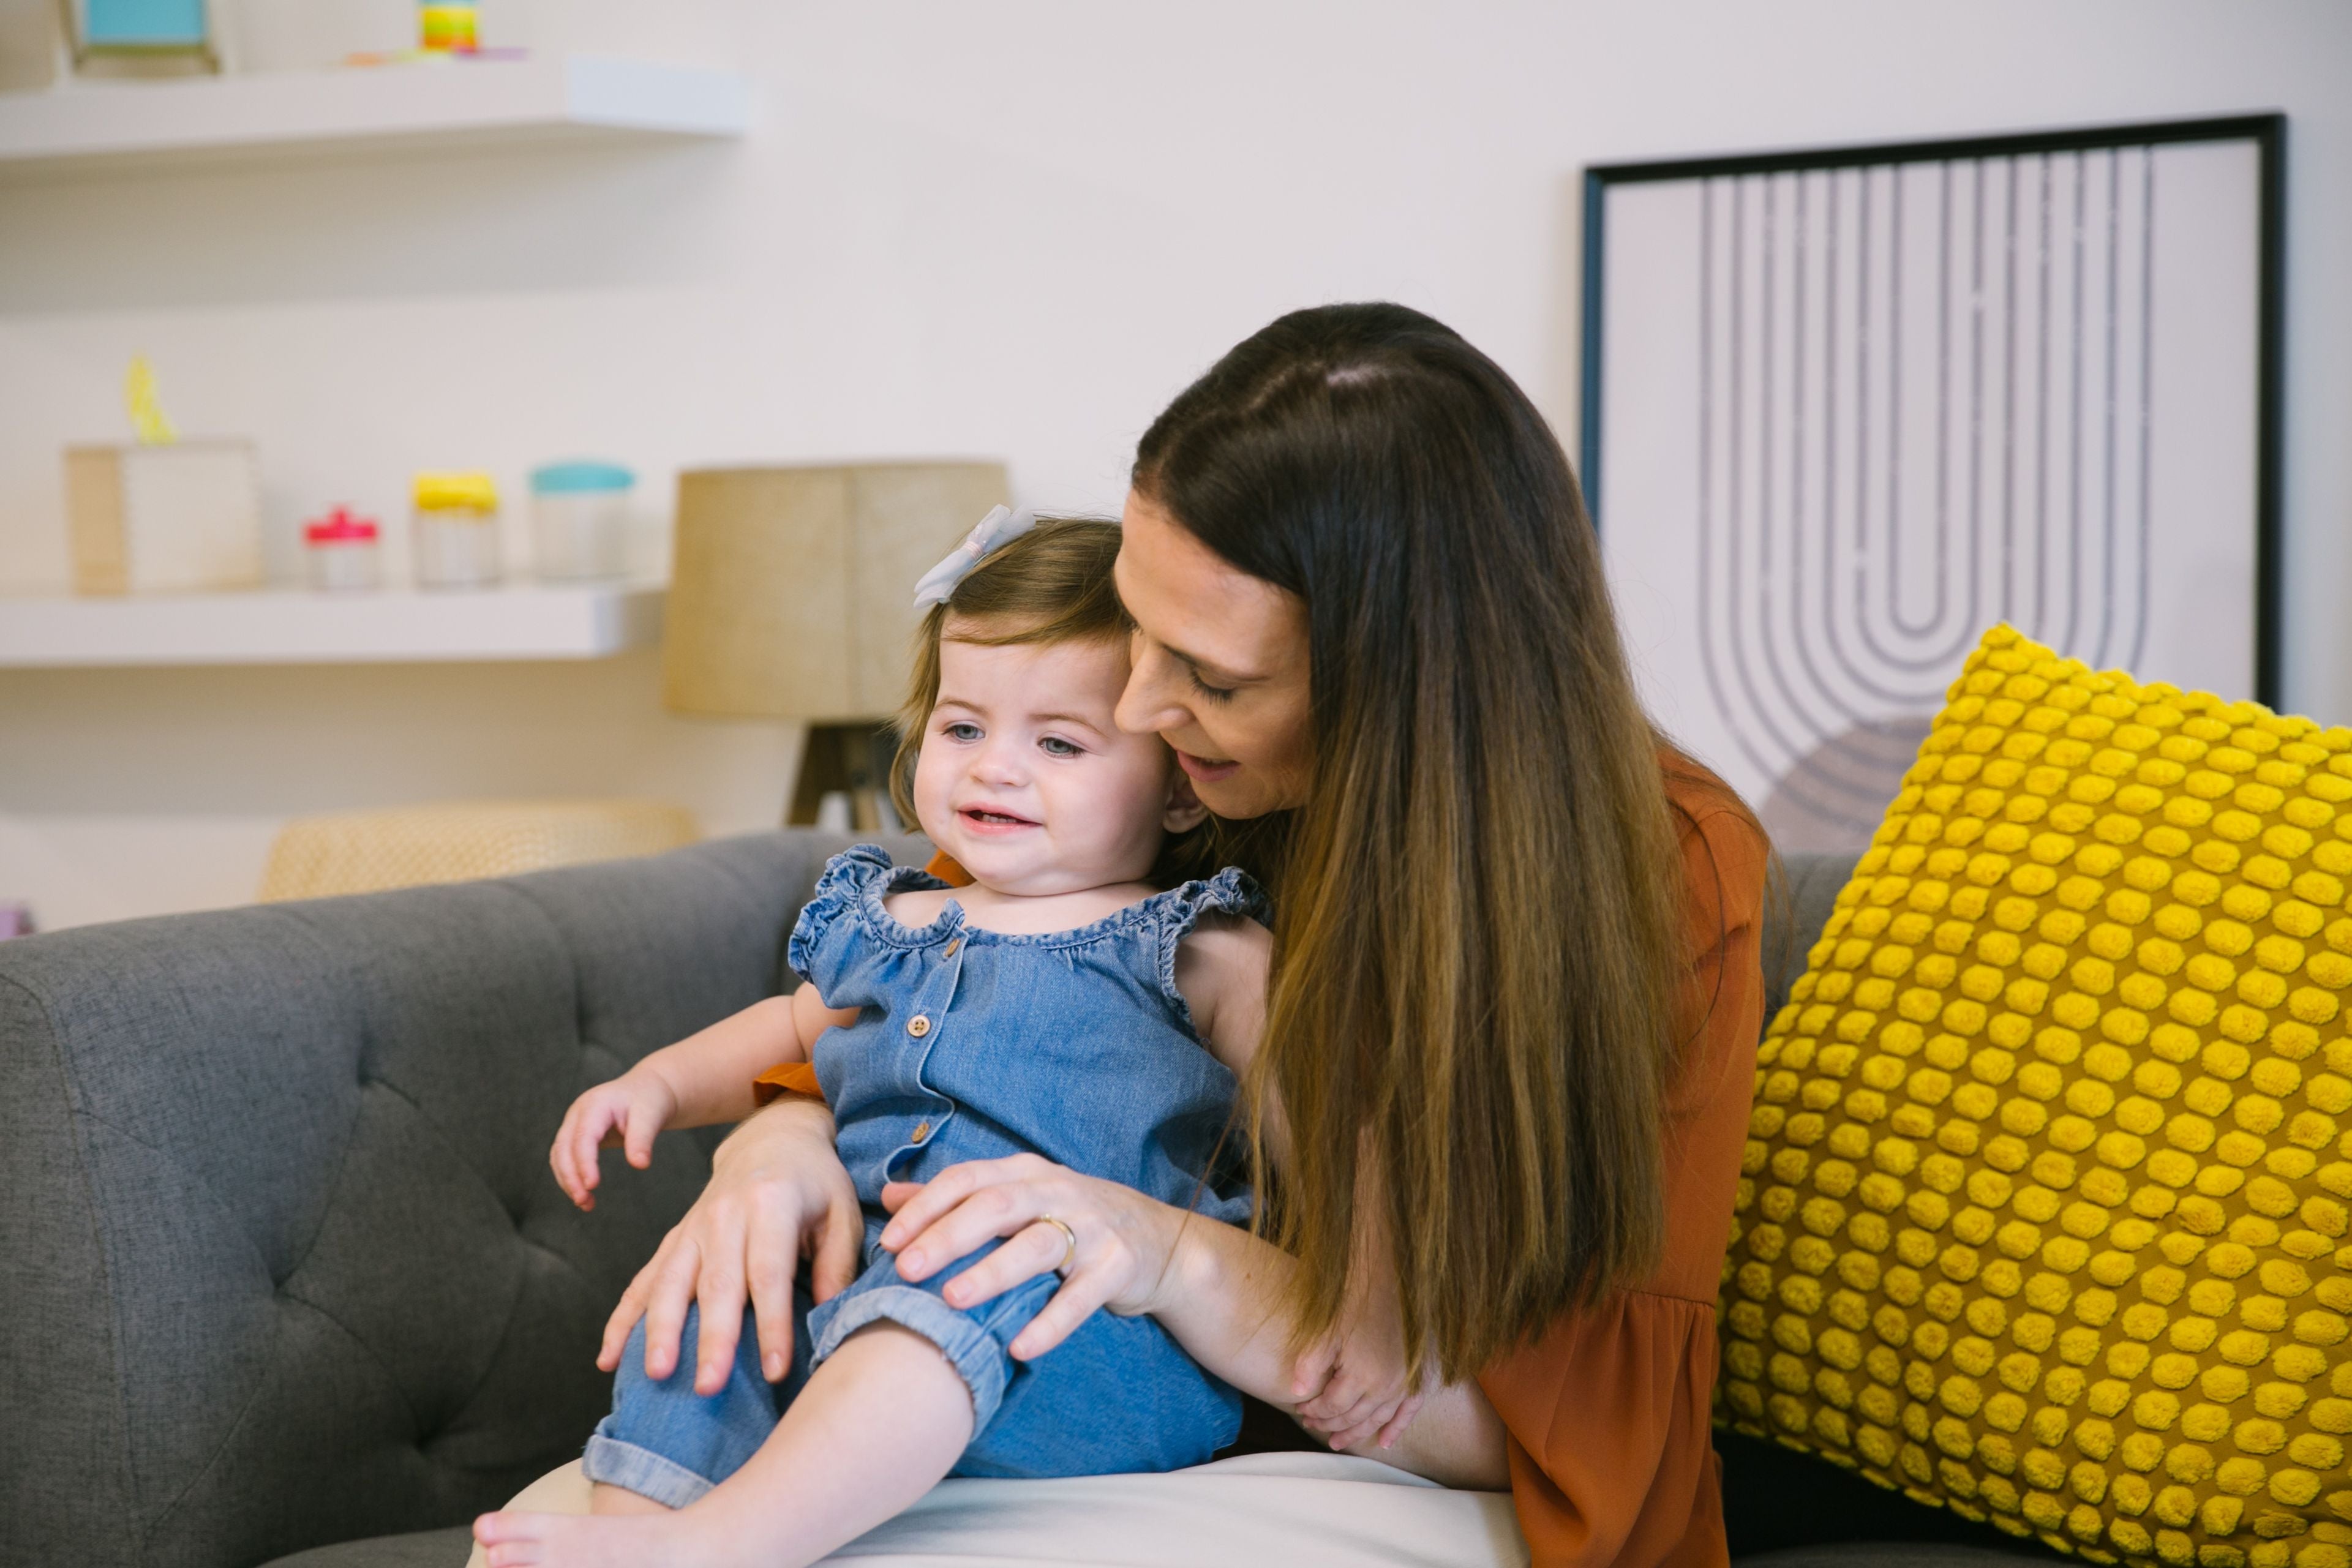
{"left": 1134, "top": 302, "right": 1700, "bottom": 1381}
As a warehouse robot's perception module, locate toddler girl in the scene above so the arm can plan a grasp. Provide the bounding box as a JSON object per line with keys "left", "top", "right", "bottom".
{"left": 474, "top": 514, "right": 1272, "bottom": 1568}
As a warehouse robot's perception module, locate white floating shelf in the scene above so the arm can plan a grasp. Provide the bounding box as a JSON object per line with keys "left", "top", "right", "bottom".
{"left": 0, "top": 584, "right": 664, "bottom": 666}
{"left": 0, "top": 54, "right": 749, "bottom": 173}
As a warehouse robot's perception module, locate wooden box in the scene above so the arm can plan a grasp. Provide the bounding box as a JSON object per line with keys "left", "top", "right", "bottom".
{"left": 66, "top": 441, "right": 264, "bottom": 595}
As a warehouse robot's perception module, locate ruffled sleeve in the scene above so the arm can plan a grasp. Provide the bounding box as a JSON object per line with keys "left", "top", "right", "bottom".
{"left": 786, "top": 843, "right": 895, "bottom": 988}
{"left": 754, "top": 846, "right": 897, "bottom": 1107}
{"left": 1476, "top": 784, "right": 1768, "bottom": 1568}
{"left": 1152, "top": 866, "right": 1271, "bottom": 1029}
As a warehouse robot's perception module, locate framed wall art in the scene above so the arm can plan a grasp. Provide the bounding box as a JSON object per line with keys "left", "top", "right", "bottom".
{"left": 1583, "top": 115, "right": 2283, "bottom": 850}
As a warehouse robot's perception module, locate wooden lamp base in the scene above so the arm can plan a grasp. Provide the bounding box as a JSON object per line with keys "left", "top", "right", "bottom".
{"left": 789, "top": 721, "right": 901, "bottom": 831}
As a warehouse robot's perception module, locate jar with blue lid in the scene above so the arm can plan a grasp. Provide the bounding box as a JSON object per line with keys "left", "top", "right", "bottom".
{"left": 530, "top": 461, "right": 634, "bottom": 581}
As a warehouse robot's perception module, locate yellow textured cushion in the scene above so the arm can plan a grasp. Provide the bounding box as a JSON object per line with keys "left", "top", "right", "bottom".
{"left": 1723, "top": 625, "right": 2352, "bottom": 1568}
{"left": 257, "top": 799, "right": 698, "bottom": 901}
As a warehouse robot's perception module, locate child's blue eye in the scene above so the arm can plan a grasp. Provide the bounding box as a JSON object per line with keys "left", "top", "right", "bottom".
{"left": 944, "top": 722, "right": 982, "bottom": 742}
{"left": 1039, "top": 735, "right": 1081, "bottom": 758}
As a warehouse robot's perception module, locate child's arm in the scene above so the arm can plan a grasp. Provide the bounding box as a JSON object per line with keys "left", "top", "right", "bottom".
{"left": 550, "top": 983, "right": 859, "bottom": 1210}
{"left": 1174, "top": 917, "right": 1271, "bottom": 1072}
{"left": 1176, "top": 909, "right": 1301, "bottom": 1163}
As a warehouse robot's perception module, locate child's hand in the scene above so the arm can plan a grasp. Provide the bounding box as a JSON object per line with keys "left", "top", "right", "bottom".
{"left": 550, "top": 1071, "right": 678, "bottom": 1211}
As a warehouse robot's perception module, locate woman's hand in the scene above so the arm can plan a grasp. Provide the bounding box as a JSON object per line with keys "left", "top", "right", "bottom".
{"left": 1288, "top": 1286, "right": 1424, "bottom": 1452}
{"left": 549, "top": 1070, "right": 678, "bottom": 1211}
{"left": 883, "top": 1154, "right": 1497, "bottom": 1486}
{"left": 597, "top": 1094, "right": 863, "bottom": 1392}
{"left": 1288, "top": 1152, "right": 1422, "bottom": 1450}
{"left": 878, "top": 1153, "right": 1186, "bottom": 1361}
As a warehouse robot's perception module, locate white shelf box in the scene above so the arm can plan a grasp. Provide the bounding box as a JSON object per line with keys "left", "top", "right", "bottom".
{"left": 0, "top": 584, "right": 666, "bottom": 666}
{"left": 0, "top": 54, "right": 750, "bottom": 173}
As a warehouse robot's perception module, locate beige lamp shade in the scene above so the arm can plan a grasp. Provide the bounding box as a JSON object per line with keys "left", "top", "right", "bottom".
{"left": 663, "top": 462, "right": 1010, "bottom": 720}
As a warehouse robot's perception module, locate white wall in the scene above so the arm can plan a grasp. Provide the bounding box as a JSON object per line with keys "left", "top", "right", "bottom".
{"left": 3, "top": 0, "right": 2347, "bottom": 927}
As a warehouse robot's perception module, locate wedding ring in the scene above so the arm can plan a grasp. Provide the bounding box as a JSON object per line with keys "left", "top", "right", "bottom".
{"left": 1037, "top": 1214, "right": 1078, "bottom": 1275}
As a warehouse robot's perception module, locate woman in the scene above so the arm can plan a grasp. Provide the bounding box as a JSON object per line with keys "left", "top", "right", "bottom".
{"left": 602, "top": 303, "right": 1769, "bottom": 1566}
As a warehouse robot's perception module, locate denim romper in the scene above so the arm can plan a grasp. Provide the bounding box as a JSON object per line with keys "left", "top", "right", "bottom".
{"left": 584, "top": 845, "right": 1264, "bottom": 1505}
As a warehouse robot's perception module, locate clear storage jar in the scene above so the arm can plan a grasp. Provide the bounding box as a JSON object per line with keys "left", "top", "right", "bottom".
{"left": 530, "top": 461, "right": 634, "bottom": 580}
{"left": 412, "top": 470, "right": 502, "bottom": 590}
{"left": 302, "top": 506, "right": 381, "bottom": 591}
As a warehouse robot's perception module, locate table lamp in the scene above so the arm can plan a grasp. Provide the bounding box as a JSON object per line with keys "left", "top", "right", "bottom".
{"left": 663, "top": 462, "right": 1010, "bottom": 828}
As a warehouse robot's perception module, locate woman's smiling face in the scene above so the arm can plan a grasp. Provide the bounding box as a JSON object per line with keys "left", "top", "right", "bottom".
{"left": 1112, "top": 490, "right": 1314, "bottom": 819}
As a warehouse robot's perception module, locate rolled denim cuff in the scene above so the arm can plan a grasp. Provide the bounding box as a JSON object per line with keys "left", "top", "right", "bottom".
{"left": 580, "top": 1427, "right": 718, "bottom": 1509}
{"left": 808, "top": 1281, "right": 1010, "bottom": 1431}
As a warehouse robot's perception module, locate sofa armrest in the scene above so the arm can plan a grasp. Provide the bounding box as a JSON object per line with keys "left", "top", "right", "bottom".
{"left": 0, "top": 830, "right": 919, "bottom": 1568}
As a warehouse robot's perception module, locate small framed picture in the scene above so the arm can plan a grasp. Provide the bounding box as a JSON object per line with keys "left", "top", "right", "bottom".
{"left": 1584, "top": 116, "right": 2282, "bottom": 851}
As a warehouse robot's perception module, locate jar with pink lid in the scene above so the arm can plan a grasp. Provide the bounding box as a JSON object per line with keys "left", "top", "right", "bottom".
{"left": 302, "top": 506, "right": 383, "bottom": 591}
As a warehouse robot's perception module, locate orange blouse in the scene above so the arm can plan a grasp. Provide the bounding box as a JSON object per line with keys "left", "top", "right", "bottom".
{"left": 1476, "top": 773, "right": 1768, "bottom": 1568}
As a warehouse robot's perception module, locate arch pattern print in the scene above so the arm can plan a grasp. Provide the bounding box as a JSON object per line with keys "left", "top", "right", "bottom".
{"left": 1587, "top": 118, "right": 2280, "bottom": 855}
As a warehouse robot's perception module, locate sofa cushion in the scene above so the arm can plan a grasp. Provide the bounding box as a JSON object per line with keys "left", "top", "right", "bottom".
{"left": 257, "top": 1527, "right": 475, "bottom": 1568}
{"left": 1718, "top": 1430, "right": 2062, "bottom": 1562}
{"left": 1723, "top": 626, "right": 2352, "bottom": 1564}
{"left": 453, "top": 1454, "right": 1527, "bottom": 1568}
{"left": 1734, "top": 1546, "right": 2066, "bottom": 1568}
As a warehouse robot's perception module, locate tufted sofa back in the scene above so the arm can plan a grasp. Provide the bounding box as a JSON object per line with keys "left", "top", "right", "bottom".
{"left": 0, "top": 831, "right": 913, "bottom": 1568}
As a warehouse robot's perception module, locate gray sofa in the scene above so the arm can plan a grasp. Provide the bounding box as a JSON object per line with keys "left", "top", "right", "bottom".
{"left": 0, "top": 832, "right": 2037, "bottom": 1567}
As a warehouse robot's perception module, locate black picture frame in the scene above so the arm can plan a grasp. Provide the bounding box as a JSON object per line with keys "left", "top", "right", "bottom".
{"left": 1580, "top": 113, "right": 2285, "bottom": 706}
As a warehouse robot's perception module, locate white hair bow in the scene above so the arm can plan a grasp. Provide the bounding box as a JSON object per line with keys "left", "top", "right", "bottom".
{"left": 911, "top": 505, "right": 1037, "bottom": 609}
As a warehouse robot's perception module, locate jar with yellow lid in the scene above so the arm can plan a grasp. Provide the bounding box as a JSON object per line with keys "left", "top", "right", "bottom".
{"left": 412, "top": 471, "right": 502, "bottom": 590}
{"left": 418, "top": 1, "right": 478, "bottom": 53}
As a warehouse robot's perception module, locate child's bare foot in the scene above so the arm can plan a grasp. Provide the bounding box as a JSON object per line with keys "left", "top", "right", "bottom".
{"left": 473, "top": 1507, "right": 776, "bottom": 1568}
